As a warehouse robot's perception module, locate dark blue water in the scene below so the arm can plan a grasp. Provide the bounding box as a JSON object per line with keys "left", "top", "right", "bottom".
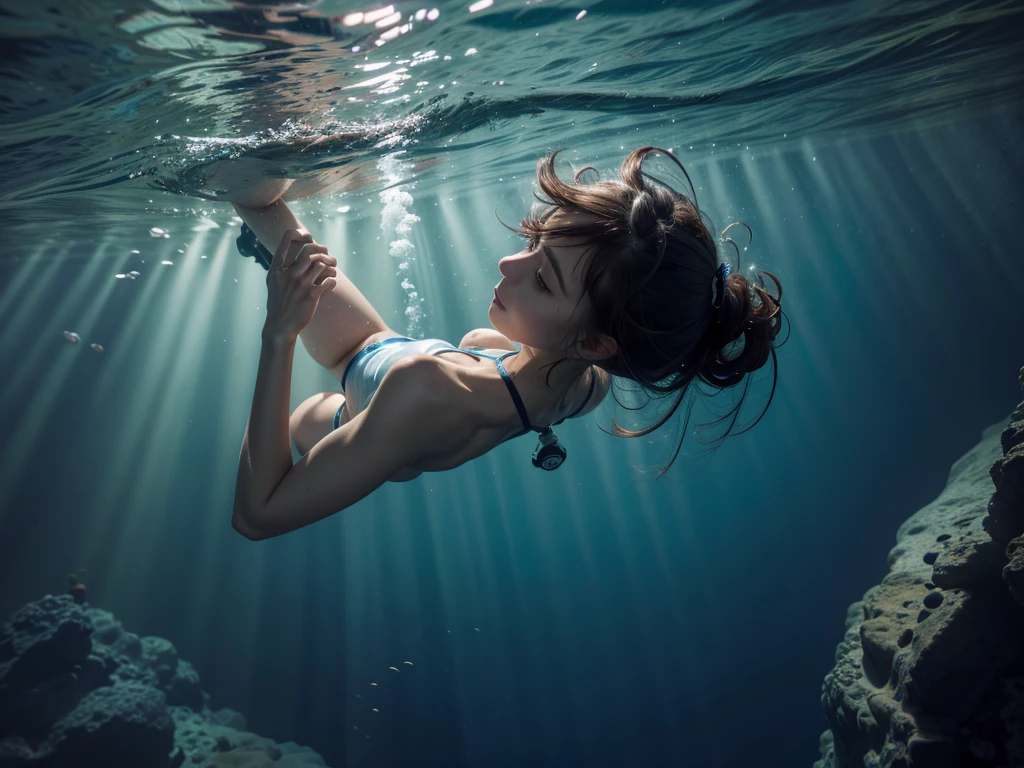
{"left": 0, "top": 1, "right": 1022, "bottom": 766}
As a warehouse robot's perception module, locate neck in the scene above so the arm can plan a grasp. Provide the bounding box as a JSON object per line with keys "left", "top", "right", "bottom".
{"left": 502, "top": 343, "right": 591, "bottom": 424}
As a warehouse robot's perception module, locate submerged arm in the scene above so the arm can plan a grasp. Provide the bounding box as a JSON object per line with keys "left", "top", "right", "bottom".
{"left": 232, "top": 355, "right": 468, "bottom": 540}
{"left": 233, "top": 199, "right": 311, "bottom": 264}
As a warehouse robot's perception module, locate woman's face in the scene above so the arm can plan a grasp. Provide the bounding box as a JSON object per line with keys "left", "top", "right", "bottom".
{"left": 489, "top": 210, "right": 598, "bottom": 352}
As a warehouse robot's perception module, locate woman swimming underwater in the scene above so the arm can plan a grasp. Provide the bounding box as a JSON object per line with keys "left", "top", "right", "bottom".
{"left": 226, "top": 146, "right": 784, "bottom": 540}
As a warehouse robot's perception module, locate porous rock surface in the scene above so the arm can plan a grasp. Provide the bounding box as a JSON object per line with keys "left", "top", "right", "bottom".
{"left": 815, "top": 366, "right": 1024, "bottom": 768}
{"left": 0, "top": 595, "right": 328, "bottom": 767}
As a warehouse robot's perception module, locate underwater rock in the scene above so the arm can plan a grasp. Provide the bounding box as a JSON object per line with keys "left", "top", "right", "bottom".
{"left": 1006, "top": 536, "right": 1024, "bottom": 609}
{"left": 210, "top": 707, "right": 248, "bottom": 731}
{"left": 165, "top": 660, "right": 203, "bottom": 711}
{"left": 815, "top": 366, "right": 1024, "bottom": 768}
{"left": 87, "top": 607, "right": 145, "bottom": 663}
{"left": 985, "top": 367, "right": 1024, "bottom": 546}
{"left": 0, "top": 594, "right": 93, "bottom": 740}
{"left": 141, "top": 635, "right": 180, "bottom": 685}
{"left": 930, "top": 531, "right": 1005, "bottom": 590}
{"left": 0, "top": 595, "right": 329, "bottom": 767}
{"left": 44, "top": 681, "right": 175, "bottom": 767}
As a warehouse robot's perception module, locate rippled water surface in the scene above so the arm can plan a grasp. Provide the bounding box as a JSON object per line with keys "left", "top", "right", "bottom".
{"left": 1, "top": 0, "right": 1021, "bottom": 242}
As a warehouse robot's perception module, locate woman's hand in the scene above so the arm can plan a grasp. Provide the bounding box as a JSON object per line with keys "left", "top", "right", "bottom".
{"left": 263, "top": 229, "right": 338, "bottom": 342}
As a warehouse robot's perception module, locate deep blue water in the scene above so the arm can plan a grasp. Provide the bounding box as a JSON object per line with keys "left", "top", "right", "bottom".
{"left": 1, "top": 1, "right": 1022, "bottom": 766}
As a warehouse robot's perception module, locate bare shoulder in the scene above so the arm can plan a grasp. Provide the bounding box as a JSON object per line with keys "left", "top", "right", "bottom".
{"left": 458, "top": 328, "right": 517, "bottom": 351}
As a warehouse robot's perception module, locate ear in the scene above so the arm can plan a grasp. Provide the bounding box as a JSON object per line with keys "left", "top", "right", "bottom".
{"left": 577, "top": 333, "right": 617, "bottom": 362}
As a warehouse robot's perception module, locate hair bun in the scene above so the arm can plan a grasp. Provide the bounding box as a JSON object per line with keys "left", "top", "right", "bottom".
{"left": 701, "top": 271, "right": 783, "bottom": 386}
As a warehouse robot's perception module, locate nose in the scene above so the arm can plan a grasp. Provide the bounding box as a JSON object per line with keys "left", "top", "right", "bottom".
{"left": 498, "top": 248, "right": 533, "bottom": 282}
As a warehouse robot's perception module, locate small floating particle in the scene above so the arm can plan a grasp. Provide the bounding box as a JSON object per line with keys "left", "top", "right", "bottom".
{"left": 161, "top": 260, "right": 173, "bottom": 266}
{"left": 370, "top": 683, "right": 377, "bottom": 687}
{"left": 115, "top": 273, "right": 126, "bottom": 279}
{"left": 473, "top": 628, "right": 480, "bottom": 632}
{"left": 149, "top": 227, "right": 167, "bottom": 238}
{"left": 372, "top": 708, "right": 379, "bottom": 713}
{"left": 63, "top": 331, "right": 80, "bottom": 343}
{"left": 90, "top": 343, "right": 103, "bottom": 352}
{"left": 130, "top": 249, "right": 140, "bottom": 254}
{"left": 127, "top": 271, "right": 140, "bottom": 280}
{"left": 355, "top": 694, "right": 362, "bottom": 699}
{"left": 389, "top": 667, "right": 400, "bottom": 673}
{"left": 403, "top": 661, "right": 413, "bottom": 666}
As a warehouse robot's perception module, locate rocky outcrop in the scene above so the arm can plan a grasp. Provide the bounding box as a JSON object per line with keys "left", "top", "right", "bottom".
{"left": 0, "top": 595, "right": 328, "bottom": 767}
{"left": 815, "top": 366, "right": 1024, "bottom": 768}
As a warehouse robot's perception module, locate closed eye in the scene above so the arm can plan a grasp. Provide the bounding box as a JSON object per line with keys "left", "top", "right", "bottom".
{"left": 535, "top": 269, "right": 549, "bottom": 292}
{"left": 517, "top": 232, "right": 549, "bottom": 292}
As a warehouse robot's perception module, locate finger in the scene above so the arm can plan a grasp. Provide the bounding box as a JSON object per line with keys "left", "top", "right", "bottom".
{"left": 286, "top": 234, "right": 316, "bottom": 269}
{"left": 297, "top": 258, "right": 336, "bottom": 283}
{"left": 311, "top": 265, "right": 338, "bottom": 287}
{"left": 274, "top": 235, "right": 310, "bottom": 271}
{"left": 293, "top": 243, "right": 331, "bottom": 273}
{"left": 273, "top": 229, "right": 313, "bottom": 269}
{"left": 315, "top": 277, "right": 338, "bottom": 297}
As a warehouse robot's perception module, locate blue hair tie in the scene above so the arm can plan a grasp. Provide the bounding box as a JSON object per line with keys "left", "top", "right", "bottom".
{"left": 711, "top": 262, "right": 732, "bottom": 310}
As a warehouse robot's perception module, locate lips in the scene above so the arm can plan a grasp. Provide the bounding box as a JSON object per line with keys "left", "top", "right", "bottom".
{"left": 493, "top": 287, "right": 505, "bottom": 310}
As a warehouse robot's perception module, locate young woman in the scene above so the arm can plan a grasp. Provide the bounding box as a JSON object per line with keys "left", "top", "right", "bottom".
{"left": 227, "top": 146, "right": 784, "bottom": 540}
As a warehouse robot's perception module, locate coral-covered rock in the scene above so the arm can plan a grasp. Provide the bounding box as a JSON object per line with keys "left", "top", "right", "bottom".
{"left": 44, "top": 682, "right": 175, "bottom": 768}
{"left": 1006, "top": 535, "right": 1024, "bottom": 609}
{"left": 931, "top": 532, "right": 1005, "bottom": 590}
{"left": 816, "top": 366, "right": 1024, "bottom": 768}
{"left": 165, "top": 660, "right": 203, "bottom": 711}
{"left": 0, "top": 595, "right": 331, "bottom": 766}
{"left": 984, "top": 366, "right": 1024, "bottom": 546}
{"left": 171, "top": 707, "right": 327, "bottom": 767}
{"left": 0, "top": 594, "right": 93, "bottom": 740}
{"left": 211, "top": 707, "right": 248, "bottom": 731}
{"left": 140, "top": 636, "right": 179, "bottom": 685}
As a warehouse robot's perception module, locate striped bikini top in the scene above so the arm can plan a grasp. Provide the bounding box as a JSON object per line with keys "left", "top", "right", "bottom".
{"left": 339, "top": 336, "right": 596, "bottom": 438}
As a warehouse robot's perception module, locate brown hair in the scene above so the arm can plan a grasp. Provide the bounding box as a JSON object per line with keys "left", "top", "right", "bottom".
{"left": 499, "top": 146, "right": 786, "bottom": 478}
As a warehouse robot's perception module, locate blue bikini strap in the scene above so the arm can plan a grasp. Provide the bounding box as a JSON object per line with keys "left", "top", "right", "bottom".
{"left": 454, "top": 347, "right": 597, "bottom": 434}
{"left": 452, "top": 348, "right": 533, "bottom": 435}
{"left": 493, "top": 352, "right": 534, "bottom": 435}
